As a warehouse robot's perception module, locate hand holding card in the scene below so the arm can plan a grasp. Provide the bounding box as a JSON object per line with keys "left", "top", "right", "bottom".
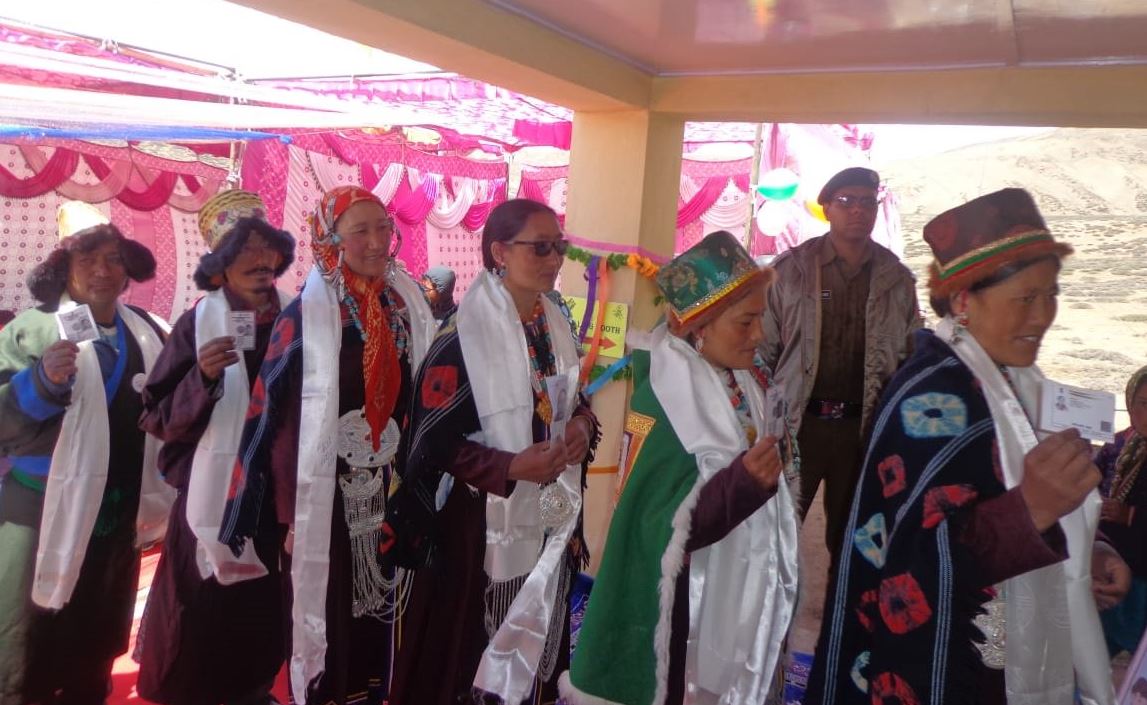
{"left": 197, "top": 336, "right": 240, "bottom": 381}
{"left": 40, "top": 340, "right": 80, "bottom": 385}
{"left": 764, "top": 386, "right": 792, "bottom": 467}
{"left": 1038, "top": 379, "right": 1116, "bottom": 444}
{"left": 56, "top": 304, "right": 99, "bottom": 344}
{"left": 229, "top": 311, "right": 256, "bottom": 352}
{"left": 545, "top": 368, "right": 578, "bottom": 441}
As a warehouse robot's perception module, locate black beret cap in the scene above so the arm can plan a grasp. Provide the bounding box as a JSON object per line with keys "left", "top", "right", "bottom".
{"left": 817, "top": 167, "right": 881, "bottom": 205}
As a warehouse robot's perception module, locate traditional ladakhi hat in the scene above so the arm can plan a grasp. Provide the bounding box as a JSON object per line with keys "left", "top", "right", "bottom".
{"left": 57, "top": 201, "right": 110, "bottom": 240}
{"left": 197, "top": 189, "right": 269, "bottom": 251}
{"left": 817, "top": 166, "right": 881, "bottom": 205}
{"left": 27, "top": 201, "right": 156, "bottom": 305}
{"left": 923, "top": 188, "right": 1073, "bottom": 298}
{"left": 655, "top": 230, "right": 775, "bottom": 334}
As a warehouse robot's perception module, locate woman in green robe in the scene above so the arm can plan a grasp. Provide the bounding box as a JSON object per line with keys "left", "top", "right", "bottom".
{"left": 562, "top": 231, "right": 800, "bottom": 705}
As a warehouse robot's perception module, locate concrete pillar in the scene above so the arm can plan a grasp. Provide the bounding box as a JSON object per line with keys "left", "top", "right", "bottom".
{"left": 561, "top": 110, "right": 684, "bottom": 572}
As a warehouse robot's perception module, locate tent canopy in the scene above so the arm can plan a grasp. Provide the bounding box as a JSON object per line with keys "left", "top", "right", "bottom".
{"left": 0, "top": 18, "right": 768, "bottom": 150}
{"left": 233, "top": 0, "right": 1147, "bottom": 129}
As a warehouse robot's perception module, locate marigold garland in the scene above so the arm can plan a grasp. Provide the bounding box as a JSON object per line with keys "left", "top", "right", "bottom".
{"left": 626, "top": 253, "right": 661, "bottom": 278}
{"left": 565, "top": 244, "right": 659, "bottom": 392}
{"left": 566, "top": 244, "right": 660, "bottom": 279}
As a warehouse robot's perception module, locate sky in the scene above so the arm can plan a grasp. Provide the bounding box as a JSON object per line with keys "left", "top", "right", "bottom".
{"left": 863, "top": 124, "right": 1052, "bottom": 166}
{"left": 0, "top": 0, "right": 1052, "bottom": 161}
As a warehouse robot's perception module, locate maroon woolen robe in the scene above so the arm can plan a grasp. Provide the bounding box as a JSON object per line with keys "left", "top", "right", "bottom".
{"left": 136, "top": 289, "right": 285, "bottom": 705}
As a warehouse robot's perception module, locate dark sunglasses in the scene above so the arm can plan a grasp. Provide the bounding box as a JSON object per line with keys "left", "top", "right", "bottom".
{"left": 832, "top": 195, "right": 881, "bottom": 210}
{"left": 508, "top": 239, "right": 570, "bottom": 257}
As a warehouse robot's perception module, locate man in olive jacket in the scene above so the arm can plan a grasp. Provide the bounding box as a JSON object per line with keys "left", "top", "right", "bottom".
{"left": 761, "top": 167, "right": 921, "bottom": 561}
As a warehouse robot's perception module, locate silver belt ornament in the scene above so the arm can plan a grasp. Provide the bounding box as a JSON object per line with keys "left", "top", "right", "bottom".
{"left": 336, "top": 408, "right": 404, "bottom": 620}
{"left": 974, "top": 585, "right": 1006, "bottom": 670}
{"left": 539, "top": 480, "right": 575, "bottom": 530}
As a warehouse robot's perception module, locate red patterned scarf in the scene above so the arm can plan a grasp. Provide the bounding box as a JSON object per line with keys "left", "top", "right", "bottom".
{"left": 310, "top": 185, "right": 400, "bottom": 451}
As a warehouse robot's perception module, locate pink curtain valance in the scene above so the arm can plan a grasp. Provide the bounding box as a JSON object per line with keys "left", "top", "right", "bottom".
{"left": 517, "top": 177, "right": 547, "bottom": 204}
{"left": 461, "top": 186, "right": 508, "bottom": 232}
{"left": 390, "top": 173, "right": 438, "bottom": 225}
{"left": 0, "top": 147, "right": 79, "bottom": 198}
{"left": 0, "top": 143, "right": 223, "bottom": 210}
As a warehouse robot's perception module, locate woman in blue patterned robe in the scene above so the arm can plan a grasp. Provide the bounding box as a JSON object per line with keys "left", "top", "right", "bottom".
{"left": 808, "top": 189, "right": 1129, "bottom": 705}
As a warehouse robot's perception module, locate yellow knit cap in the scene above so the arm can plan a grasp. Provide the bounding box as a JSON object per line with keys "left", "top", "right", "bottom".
{"left": 57, "top": 201, "right": 110, "bottom": 240}
{"left": 197, "top": 189, "right": 268, "bottom": 251}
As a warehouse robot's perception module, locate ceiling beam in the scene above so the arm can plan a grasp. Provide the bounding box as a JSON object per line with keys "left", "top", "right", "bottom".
{"left": 233, "top": 0, "right": 652, "bottom": 112}
{"left": 651, "top": 65, "right": 1147, "bottom": 128}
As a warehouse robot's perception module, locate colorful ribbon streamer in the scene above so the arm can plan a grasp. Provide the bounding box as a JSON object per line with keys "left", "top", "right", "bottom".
{"left": 579, "top": 258, "right": 610, "bottom": 385}
{"left": 578, "top": 255, "right": 600, "bottom": 344}
{"left": 584, "top": 355, "right": 632, "bottom": 396}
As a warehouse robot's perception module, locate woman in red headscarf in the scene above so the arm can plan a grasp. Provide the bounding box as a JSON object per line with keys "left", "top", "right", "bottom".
{"left": 219, "top": 187, "right": 437, "bottom": 705}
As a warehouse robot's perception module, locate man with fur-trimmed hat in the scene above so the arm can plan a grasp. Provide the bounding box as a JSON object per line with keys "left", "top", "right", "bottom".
{"left": 0, "top": 202, "right": 172, "bottom": 705}
{"left": 761, "top": 167, "right": 922, "bottom": 561}
{"left": 136, "top": 189, "right": 295, "bottom": 705}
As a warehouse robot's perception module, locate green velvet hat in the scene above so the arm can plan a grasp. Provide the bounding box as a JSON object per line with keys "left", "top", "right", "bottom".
{"left": 656, "top": 230, "right": 774, "bottom": 332}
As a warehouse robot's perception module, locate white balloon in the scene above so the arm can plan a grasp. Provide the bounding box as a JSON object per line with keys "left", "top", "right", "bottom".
{"left": 755, "top": 200, "right": 791, "bottom": 235}
{"left": 759, "top": 167, "right": 798, "bottom": 189}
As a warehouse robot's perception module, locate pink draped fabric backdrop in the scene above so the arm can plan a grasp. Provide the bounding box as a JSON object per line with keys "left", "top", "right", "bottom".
{"left": 675, "top": 157, "right": 763, "bottom": 255}
{"left": 757, "top": 123, "right": 902, "bottom": 256}
{"left": 0, "top": 140, "right": 226, "bottom": 320}
{"left": 0, "top": 124, "right": 898, "bottom": 320}
{"left": 518, "top": 165, "right": 568, "bottom": 224}
{"left": 241, "top": 136, "right": 510, "bottom": 298}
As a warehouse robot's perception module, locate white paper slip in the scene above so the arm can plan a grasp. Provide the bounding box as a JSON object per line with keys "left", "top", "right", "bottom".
{"left": 229, "top": 311, "right": 256, "bottom": 351}
{"left": 56, "top": 304, "right": 99, "bottom": 343}
{"left": 545, "top": 367, "right": 578, "bottom": 441}
{"left": 1038, "top": 378, "right": 1116, "bottom": 443}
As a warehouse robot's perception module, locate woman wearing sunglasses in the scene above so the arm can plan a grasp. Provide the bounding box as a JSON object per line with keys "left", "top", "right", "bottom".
{"left": 218, "top": 186, "right": 437, "bottom": 705}
{"left": 387, "top": 198, "right": 599, "bottom": 705}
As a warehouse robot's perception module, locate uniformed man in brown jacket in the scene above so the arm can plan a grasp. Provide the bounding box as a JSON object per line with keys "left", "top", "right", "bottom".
{"left": 761, "top": 167, "right": 921, "bottom": 560}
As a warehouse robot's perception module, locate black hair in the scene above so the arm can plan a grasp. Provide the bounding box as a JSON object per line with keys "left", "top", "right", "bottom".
{"left": 26, "top": 224, "right": 156, "bottom": 308}
{"left": 1133, "top": 374, "right": 1147, "bottom": 400}
{"left": 929, "top": 254, "right": 1062, "bottom": 317}
{"left": 481, "top": 198, "right": 559, "bottom": 271}
{"left": 0, "top": 309, "right": 14, "bottom": 327}
{"left": 193, "top": 217, "right": 296, "bottom": 291}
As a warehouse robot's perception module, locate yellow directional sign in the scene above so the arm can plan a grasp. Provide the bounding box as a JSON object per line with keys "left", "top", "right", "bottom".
{"left": 563, "top": 295, "right": 629, "bottom": 359}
